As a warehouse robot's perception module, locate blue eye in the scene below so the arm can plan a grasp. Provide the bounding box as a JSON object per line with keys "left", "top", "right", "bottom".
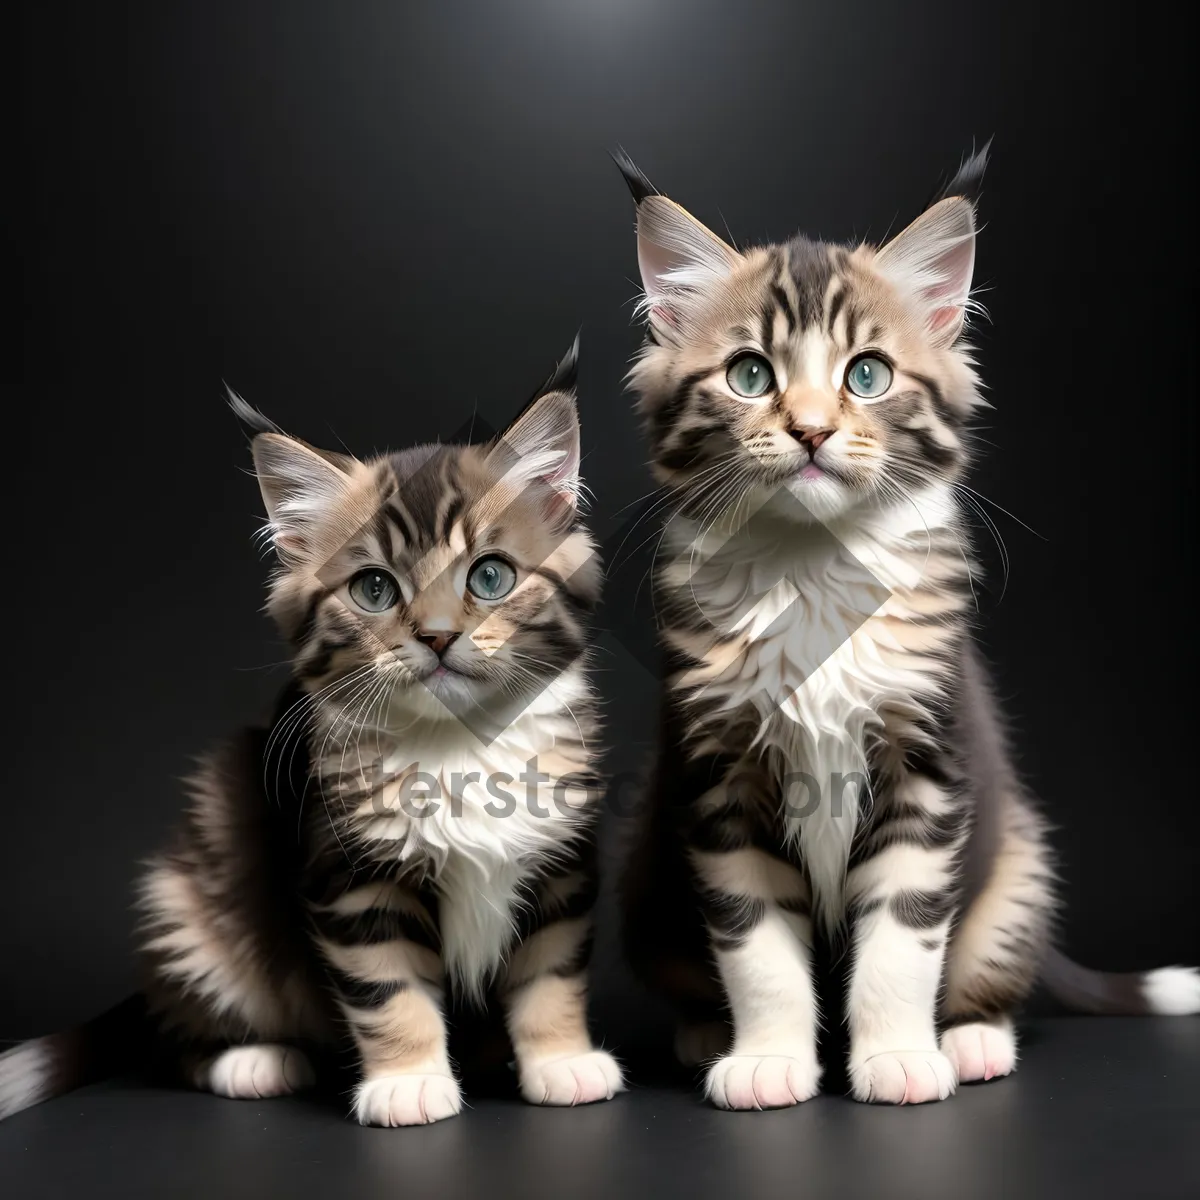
{"left": 844, "top": 354, "right": 894, "bottom": 400}
{"left": 726, "top": 353, "right": 775, "bottom": 399}
{"left": 466, "top": 555, "right": 517, "bottom": 601}
{"left": 349, "top": 568, "right": 400, "bottom": 613}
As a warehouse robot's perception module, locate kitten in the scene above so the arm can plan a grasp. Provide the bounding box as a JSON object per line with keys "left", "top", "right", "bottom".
{"left": 0, "top": 341, "right": 623, "bottom": 1125}
{"left": 614, "top": 148, "right": 1200, "bottom": 1108}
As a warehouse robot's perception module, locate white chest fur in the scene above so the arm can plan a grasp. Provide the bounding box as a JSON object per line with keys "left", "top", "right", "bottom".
{"left": 666, "top": 483, "right": 957, "bottom": 925}
{"left": 324, "top": 669, "right": 593, "bottom": 997}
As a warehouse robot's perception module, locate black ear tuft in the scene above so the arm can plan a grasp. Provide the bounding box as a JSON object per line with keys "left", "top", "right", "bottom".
{"left": 610, "top": 147, "right": 658, "bottom": 204}
{"left": 225, "top": 383, "right": 282, "bottom": 438}
{"left": 929, "top": 138, "right": 992, "bottom": 208}
{"left": 536, "top": 330, "right": 581, "bottom": 397}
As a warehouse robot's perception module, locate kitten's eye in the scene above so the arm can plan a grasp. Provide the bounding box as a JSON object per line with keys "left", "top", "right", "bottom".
{"left": 348, "top": 568, "right": 400, "bottom": 613}
{"left": 844, "top": 354, "right": 894, "bottom": 401}
{"left": 466, "top": 555, "right": 517, "bottom": 602}
{"left": 726, "top": 353, "right": 775, "bottom": 399}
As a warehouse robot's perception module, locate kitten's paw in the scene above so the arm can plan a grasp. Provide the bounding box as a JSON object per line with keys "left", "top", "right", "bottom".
{"left": 354, "top": 1072, "right": 462, "bottom": 1126}
{"left": 674, "top": 1020, "right": 730, "bottom": 1067}
{"left": 940, "top": 1021, "right": 1017, "bottom": 1083}
{"left": 200, "top": 1044, "right": 315, "bottom": 1099}
{"left": 705, "top": 1052, "right": 822, "bottom": 1110}
{"left": 519, "top": 1050, "right": 625, "bottom": 1106}
{"left": 849, "top": 1050, "right": 957, "bottom": 1105}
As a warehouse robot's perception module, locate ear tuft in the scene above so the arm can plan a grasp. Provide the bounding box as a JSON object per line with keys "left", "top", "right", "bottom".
{"left": 489, "top": 350, "right": 583, "bottom": 528}
{"left": 226, "top": 384, "right": 283, "bottom": 437}
{"left": 615, "top": 156, "right": 741, "bottom": 339}
{"left": 876, "top": 146, "right": 989, "bottom": 347}
{"left": 610, "top": 146, "right": 659, "bottom": 204}
{"left": 536, "top": 330, "right": 580, "bottom": 398}
{"left": 928, "top": 138, "right": 992, "bottom": 208}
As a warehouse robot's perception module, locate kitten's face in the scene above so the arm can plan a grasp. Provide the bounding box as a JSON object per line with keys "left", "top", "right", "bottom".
{"left": 622, "top": 154, "right": 986, "bottom": 525}
{"left": 251, "top": 368, "right": 598, "bottom": 729}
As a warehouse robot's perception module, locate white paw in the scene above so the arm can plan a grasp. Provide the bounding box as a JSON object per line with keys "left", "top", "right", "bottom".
{"left": 519, "top": 1050, "right": 625, "bottom": 1106}
{"left": 705, "top": 1052, "right": 822, "bottom": 1110}
{"left": 674, "top": 1021, "right": 729, "bottom": 1067}
{"left": 354, "top": 1072, "right": 463, "bottom": 1126}
{"left": 849, "top": 1049, "right": 957, "bottom": 1104}
{"left": 940, "top": 1021, "right": 1017, "bottom": 1083}
{"left": 200, "top": 1044, "right": 315, "bottom": 1099}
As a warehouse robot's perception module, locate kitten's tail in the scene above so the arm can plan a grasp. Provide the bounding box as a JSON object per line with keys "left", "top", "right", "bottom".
{"left": 0, "top": 993, "right": 150, "bottom": 1121}
{"left": 1041, "top": 948, "right": 1200, "bottom": 1016}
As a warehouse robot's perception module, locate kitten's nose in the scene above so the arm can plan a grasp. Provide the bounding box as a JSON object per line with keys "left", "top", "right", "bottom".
{"left": 417, "top": 630, "right": 460, "bottom": 657}
{"left": 788, "top": 425, "right": 834, "bottom": 452}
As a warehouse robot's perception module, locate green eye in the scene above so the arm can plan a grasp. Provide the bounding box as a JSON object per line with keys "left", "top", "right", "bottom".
{"left": 348, "top": 568, "right": 400, "bottom": 613}
{"left": 466, "top": 555, "right": 517, "bottom": 601}
{"left": 726, "top": 353, "right": 775, "bottom": 399}
{"left": 844, "top": 354, "right": 894, "bottom": 400}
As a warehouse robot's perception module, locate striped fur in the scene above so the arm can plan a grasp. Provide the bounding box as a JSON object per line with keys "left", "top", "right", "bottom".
{"left": 1, "top": 346, "right": 623, "bottom": 1125}
{"left": 615, "top": 147, "right": 1199, "bottom": 1109}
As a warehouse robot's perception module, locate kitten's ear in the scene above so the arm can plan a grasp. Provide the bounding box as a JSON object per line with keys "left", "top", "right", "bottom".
{"left": 490, "top": 336, "right": 582, "bottom": 527}
{"left": 875, "top": 143, "right": 989, "bottom": 347}
{"left": 612, "top": 149, "right": 741, "bottom": 338}
{"left": 251, "top": 432, "right": 354, "bottom": 562}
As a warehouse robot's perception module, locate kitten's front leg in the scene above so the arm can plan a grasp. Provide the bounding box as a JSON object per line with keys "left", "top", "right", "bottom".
{"left": 312, "top": 883, "right": 461, "bottom": 1126}
{"left": 499, "top": 852, "right": 624, "bottom": 1107}
{"left": 691, "top": 778, "right": 822, "bottom": 1110}
{"left": 845, "top": 772, "right": 964, "bottom": 1104}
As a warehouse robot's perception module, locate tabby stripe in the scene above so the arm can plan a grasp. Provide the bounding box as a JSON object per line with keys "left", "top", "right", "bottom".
{"left": 847, "top": 895, "right": 885, "bottom": 923}
{"left": 301, "top": 635, "right": 355, "bottom": 680}
{"left": 759, "top": 304, "right": 775, "bottom": 356}
{"left": 771, "top": 281, "right": 797, "bottom": 334}
{"left": 439, "top": 491, "right": 465, "bottom": 544}
{"left": 292, "top": 589, "right": 332, "bottom": 647}
{"left": 313, "top": 906, "right": 440, "bottom": 951}
{"left": 909, "top": 370, "right": 957, "bottom": 423}
{"left": 889, "top": 888, "right": 956, "bottom": 929}
{"left": 385, "top": 501, "right": 419, "bottom": 548}
{"left": 373, "top": 510, "right": 395, "bottom": 562}
{"left": 903, "top": 423, "right": 959, "bottom": 469}
{"left": 528, "top": 566, "right": 593, "bottom": 613}
{"left": 514, "top": 874, "right": 599, "bottom": 944}
{"left": 655, "top": 369, "right": 710, "bottom": 437}
{"left": 329, "top": 970, "right": 410, "bottom": 1010}
{"left": 702, "top": 889, "right": 766, "bottom": 949}
{"left": 826, "top": 286, "right": 846, "bottom": 337}
{"left": 845, "top": 307, "right": 859, "bottom": 348}
{"left": 659, "top": 423, "right": 722, "bottom": 472}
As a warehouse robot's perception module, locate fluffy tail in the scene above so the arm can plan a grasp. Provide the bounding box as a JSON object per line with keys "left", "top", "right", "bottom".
{"left": 0, "top": 994, "right": 149, "bottom": 1121}
{"left": 1041, "top": 948, "right": 1200, "bottom": 1016}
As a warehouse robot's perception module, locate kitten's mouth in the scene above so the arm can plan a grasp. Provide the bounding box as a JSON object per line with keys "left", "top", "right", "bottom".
{"left": 419, "top": 661, "right": 483, "bottom": 687}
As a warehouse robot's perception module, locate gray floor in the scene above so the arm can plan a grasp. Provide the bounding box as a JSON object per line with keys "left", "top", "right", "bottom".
{"left": 2, "top": 1018, "right": 1198, "bottom": 1200}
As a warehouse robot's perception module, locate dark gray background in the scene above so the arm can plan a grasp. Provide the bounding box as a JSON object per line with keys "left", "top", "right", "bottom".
{"left": 12, "top": 0, "right": 1197, "bottom": 1048}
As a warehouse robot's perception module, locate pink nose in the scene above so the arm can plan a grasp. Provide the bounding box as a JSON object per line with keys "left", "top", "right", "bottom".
{"left": 417, "top": 630, "right": 459, "bottom": 657}
{"left": 789, "top": 425, "right": 834, "bottom": 452}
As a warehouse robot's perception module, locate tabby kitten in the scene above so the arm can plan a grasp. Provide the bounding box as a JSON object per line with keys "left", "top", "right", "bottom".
{"left": 1, "top": 342, "right": 623, "bottom": 1125}
{"left": 616, "top": 148, "right": 1199, "bottom": 1108}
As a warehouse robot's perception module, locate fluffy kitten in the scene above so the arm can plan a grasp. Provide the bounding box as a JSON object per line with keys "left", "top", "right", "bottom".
{"left": 1, "top": 342, "right": 623, "bottom": 1125}
{"left": 615, "top": 148, "right": 1199, "bottom": 1108}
